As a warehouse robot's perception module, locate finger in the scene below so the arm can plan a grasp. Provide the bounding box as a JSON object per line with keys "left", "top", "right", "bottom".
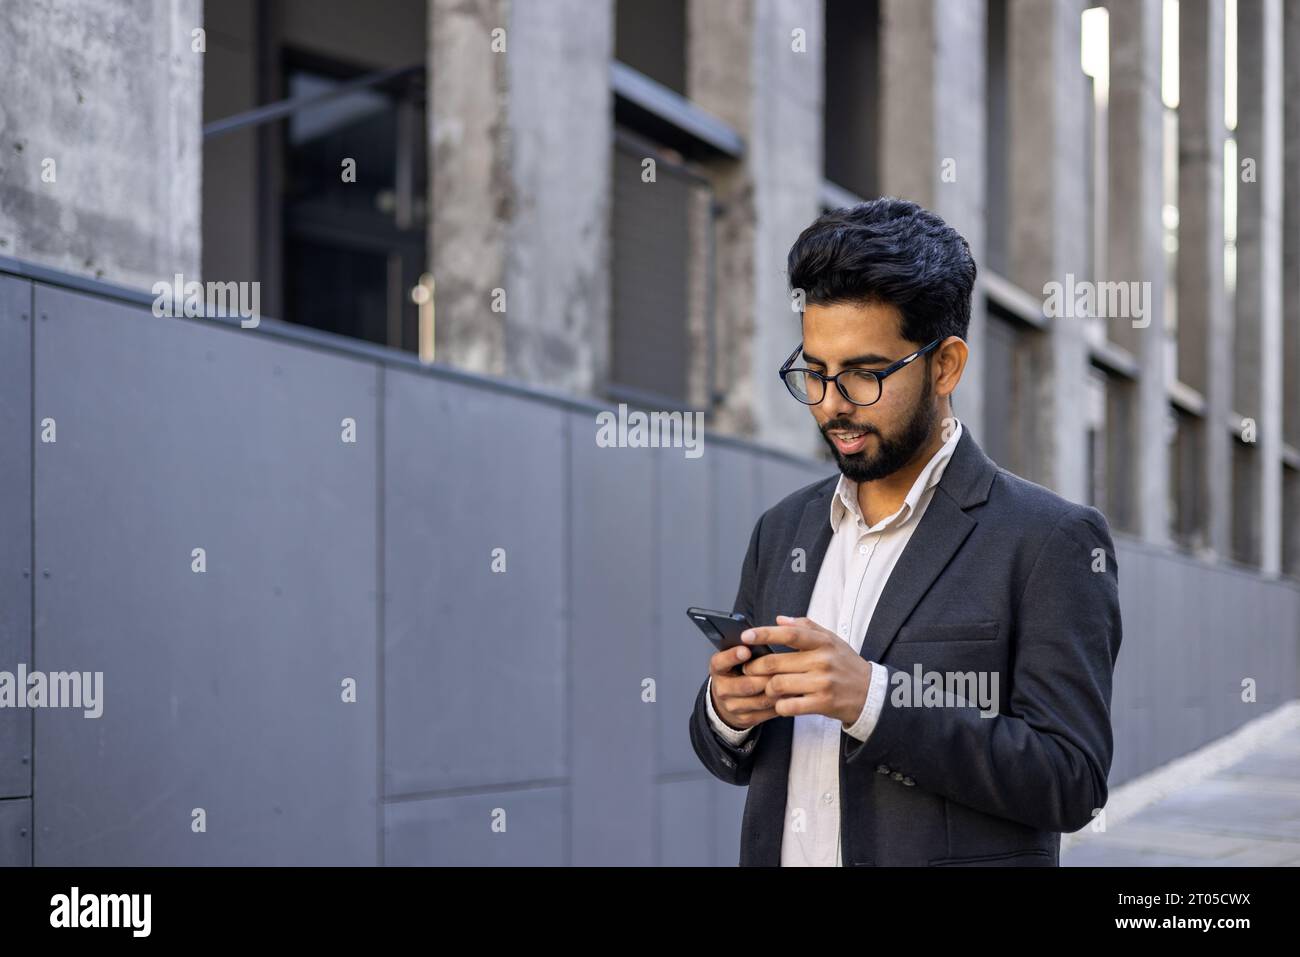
{"left": 741, "top": 623, "right": 825, "bottom": 651}
{"left": 714, "top": 673, "right": 770, "bottom": 698}
{"left": 772, "top": 693, "right": 823, "bottom": 717}
{"left": 775, "top": 615, "right": 839, "bottom": 640}
{"left": 765, "top": 672, "right": 828, "bottom": 699}
{"left": 741, "top": 649, "right": 818, "bottom": 676}
{"left": 709, "top": 644, "right": 753, "bottom": 676}
{"left": 740, "top": 707, "right": 779, "bottom": 726}
{"left": 724, "top": 691, "right": 778, "bottom": 715}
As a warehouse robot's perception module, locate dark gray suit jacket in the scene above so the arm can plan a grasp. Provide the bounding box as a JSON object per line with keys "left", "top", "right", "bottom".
{"left": 689, "top": 426, "right": 1122, "bottom": 866}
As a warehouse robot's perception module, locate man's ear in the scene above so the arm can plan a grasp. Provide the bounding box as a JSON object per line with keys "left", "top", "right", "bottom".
{"left": 934, "top": 337, "right": 968, "bottom": 396}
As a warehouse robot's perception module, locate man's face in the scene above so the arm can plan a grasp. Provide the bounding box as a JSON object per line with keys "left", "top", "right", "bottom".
{"left": 800, "top": 301, "right": 938, "bottom": 483}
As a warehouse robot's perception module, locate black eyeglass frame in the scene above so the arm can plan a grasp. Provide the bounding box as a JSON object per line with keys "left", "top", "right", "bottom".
{"left": 778, "top": 337, "right": 944, "bottom": 407}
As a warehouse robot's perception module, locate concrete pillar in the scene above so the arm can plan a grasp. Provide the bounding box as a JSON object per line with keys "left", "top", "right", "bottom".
{"left": 753, "top": 0, "right": 825, "bottom": 459}
{"left": 1108, "top": 0, "right": 1170, "bottom": 545}
{"left": 200, "top": 0, "right": 259, "bottom": 301}
{"left": 1284, "top": 2, "right": 1300, "bottom": 576}
{"left": 429, "top": 0, "right": 509, "bottom": 375}
{"left": 1235, "top": 0, "right": 1285, "bottom": 574}
{"left": 0, "top": 0, "right": 202, "bottom": 288}
{"left": 689, "top": 0, "right": 760, "bottom": 438}
{"left": 1178, "top": 0, "right": 1231, "bottom": 557}
{"left": 1006, "top": 0, "right": 1090, "bottom": 502}
{"left": 430, "top": 0, "right": 613, "bottom": 394}
{"left": 878, "top": 0, "right": 988, "bottom": 440}
{"left": 505, "top": 1, "right": 613, "bottom": 393}
{"left": 693, "top": 0, "right": 823, "bottom": 458}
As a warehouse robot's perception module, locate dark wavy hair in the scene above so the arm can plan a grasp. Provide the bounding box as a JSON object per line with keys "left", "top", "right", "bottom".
{"left": 786, "top": 197, "right": 976, "bottom": 345}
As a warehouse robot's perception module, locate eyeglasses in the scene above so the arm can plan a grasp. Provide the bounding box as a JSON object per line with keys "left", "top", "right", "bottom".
{"left": 778, "top": 338, "right": 943, "bottom": 407}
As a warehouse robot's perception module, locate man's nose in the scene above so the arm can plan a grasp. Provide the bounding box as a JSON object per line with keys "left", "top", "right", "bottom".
{"left": 820, "top": 376, "right": 855, "bottom": 418}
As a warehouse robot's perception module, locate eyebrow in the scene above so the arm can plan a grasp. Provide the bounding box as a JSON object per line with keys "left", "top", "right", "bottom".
{"left": 801, "top": 351, "right": 894, "bottom": 367}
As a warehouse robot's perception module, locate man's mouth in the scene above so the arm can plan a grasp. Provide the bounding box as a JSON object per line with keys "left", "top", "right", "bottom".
{"left": 828, "top": 429, "right": 870, "bottom": 455}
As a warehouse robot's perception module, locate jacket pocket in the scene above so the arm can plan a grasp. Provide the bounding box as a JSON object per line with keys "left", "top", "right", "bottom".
{"left": 896, "top": 620, "right": 1000, "bottom": 643}
{"left": 928, "top": 848, "right": 1053, "bottom": 866}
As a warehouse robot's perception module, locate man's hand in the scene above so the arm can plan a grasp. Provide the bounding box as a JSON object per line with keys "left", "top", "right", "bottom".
{"left": 708, "top": 643, "right": 778, "bottom": 731}
{"left": 738, "top": 615, "right": 872, "bottom": 725}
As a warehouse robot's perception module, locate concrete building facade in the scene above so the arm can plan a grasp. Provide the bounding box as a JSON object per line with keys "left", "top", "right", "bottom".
{"left": 3, "top": 0, "right": 1294, "bottom": 574}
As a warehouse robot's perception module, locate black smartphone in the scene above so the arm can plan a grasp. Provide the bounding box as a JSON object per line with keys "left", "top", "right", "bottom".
{"left": 686, "top": 607, "right": 774, "bottom": 672}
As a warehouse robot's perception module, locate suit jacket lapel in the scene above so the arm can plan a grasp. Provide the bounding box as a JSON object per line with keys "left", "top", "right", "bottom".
{"left": 856, "top": 491, "right": 975, "bottom": 664}
{"left": 772, "top": 427, "right": 998, "bottom": 663}
{"left": 774, "top": 487, "right": 835, "bottom": 622}
{"left": 857, "top": 426, "right": 997, "bottom": 664}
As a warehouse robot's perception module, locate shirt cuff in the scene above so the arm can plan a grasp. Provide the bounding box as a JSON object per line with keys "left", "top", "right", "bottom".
{"left": 842, "top": 660, "right": 887, "bottom": 742}
{"left": 706, "top": 674, "right": 753, "bottom": 746}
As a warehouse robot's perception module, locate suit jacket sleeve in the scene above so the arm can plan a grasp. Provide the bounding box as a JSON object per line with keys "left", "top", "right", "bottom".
{"left": 843, "top": 503, "right": 1122, "bottom": 833}
{"left": 689, "top": 512, "right": 767, "bottom": 786}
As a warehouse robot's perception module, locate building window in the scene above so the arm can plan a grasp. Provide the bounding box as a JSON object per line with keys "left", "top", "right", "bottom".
{"left": 1084, "top": 363, "right": 1138, "bottom": 535}
{"left": 1230, "top": 437, "right": 1260, "bottom": 567}
{"left": 610, "top": 132, "right": 708, "bottom": 407}
{"left": 982, "top": 305, "right": 1040, "bottom": 480}
{"left": 201, "top": 0, "right": 428, "bottom": 352}
{"left": 985, "top": 0, "right": 1010, "bottom": 276}
{"left": 823, "top": 0, "right": 879, "bottom": 202}
{"left": 615, "top": 0, "right": 686, "bottom": 95}
{"left": 280, "top": 55, "right": 427, "bottom": 350}
{"left": 1285, "top": 464, "right": 1300, "bottom": 579}
{"left": 609, "top": 0, "right": 739, "bottom": 410}
{"left": 1169, "top": 406, "right": 1203, "bottom": 550}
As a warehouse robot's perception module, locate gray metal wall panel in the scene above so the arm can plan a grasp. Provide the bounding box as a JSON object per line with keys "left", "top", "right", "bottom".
{"left": 658, "top": 778, "right": 712, "bottom": 866}
{"left": 383, "top": 370, "right": 566, "bottom": 798}
{"left": 1151, "top": 553, "right": 1185, "bottom": 757}
{"left": 568, "top": 411, "right": 657, "bottom": 865}
{"left": 0, "top": 276, "right": 32, "bottom": 801}
{"left": 713, "top": 786, "right": 747, "bottom": 867}
{"left": 758, "top": 457, "right": 833, "bottom": 513}
{"left": 709, "top": 445, "right": 759, "bottom": 614}
{"left": 384, "top": 787, "right": 564, "bottom": 865}
{"left": 655, "top": 450, "right": 711, "bottom": 776}
{"left": 1262, "top": 576, "right": 1295, "bottom": 708}
{"left": 32, "top": 285, "right": 379, "bottom": 864}
{"left": 1108, "top": 538, "right": 1300, "bottom": 787}
{"left": 704, "top": 446, "right": 759, "bottom": 865}
{"left": 1184, "top": 558, "right": 1213, "bottom": 750}
{"left": 0, "top": 799, "right": 31, "bottom": 866}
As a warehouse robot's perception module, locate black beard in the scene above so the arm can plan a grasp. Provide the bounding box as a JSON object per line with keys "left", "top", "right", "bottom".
{"left": 820, "top": 378, "right": 937, "bottom": 483}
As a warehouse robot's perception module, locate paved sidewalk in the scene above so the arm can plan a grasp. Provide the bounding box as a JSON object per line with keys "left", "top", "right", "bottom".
{"left": 1063, "top": 731, "right": 1300, "bottom": 866}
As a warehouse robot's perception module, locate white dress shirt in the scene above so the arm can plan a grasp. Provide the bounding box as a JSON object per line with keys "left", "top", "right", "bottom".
{"left": 705, "top": 419, "right": 964, "bottom": 865}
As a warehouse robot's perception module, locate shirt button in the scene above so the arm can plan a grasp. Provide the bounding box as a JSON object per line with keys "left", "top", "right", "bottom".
{"left": 858, "top": 544, "right": 868, "bottom": 555}
{"left": 876, "top": 765, "right": 890, "bottom": 775}
{"left": 891, "top": 771, "right": 904, "bottom": 782}
{"left": 822, "top": 791, "right": 834, "bottom": 805}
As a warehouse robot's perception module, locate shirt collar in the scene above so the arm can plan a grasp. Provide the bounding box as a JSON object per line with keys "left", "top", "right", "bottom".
{"left": 829, "top": 419, "right": 963, "bottom": 534}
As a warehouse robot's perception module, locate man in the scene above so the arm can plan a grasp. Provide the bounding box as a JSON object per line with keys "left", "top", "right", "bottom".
{"left": 688, "top": 197, "right": 1122, "bottom": 867}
